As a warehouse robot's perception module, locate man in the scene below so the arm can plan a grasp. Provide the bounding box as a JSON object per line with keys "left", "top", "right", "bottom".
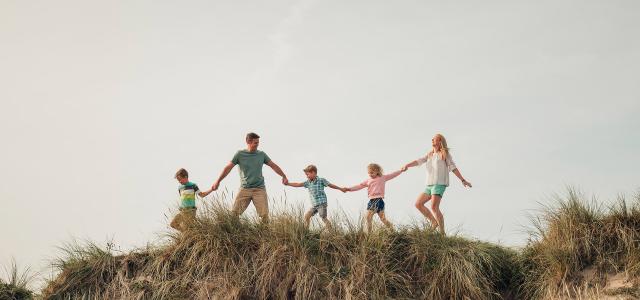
{"left": 210, "top": 132, "right": 288, "bottom": 223}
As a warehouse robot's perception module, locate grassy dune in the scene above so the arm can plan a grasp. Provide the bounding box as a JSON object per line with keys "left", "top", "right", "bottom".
{"left": 0, "top": 260, "right": 34, "bottom": 300}
{"left": 8, "top": 189, "right": 640, "bottom": 299}
{"left": 39, "top": 199, "right": 518, "bottom": 299}
{"left": 520, "top": 189, "right": 640, "bottom": 299}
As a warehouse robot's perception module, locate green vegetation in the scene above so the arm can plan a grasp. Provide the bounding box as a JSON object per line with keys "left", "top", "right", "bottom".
{"left": 0, "top": 260, "right": 34, "bottom": 300}
{"left": 40, "top": 199, "right": 518, "bottom": 299}
{"left": 519, "top": 189, "right": 640, "bottom": 299}
{"left": 8, "top": 189, "right": 640, "bottom": 299}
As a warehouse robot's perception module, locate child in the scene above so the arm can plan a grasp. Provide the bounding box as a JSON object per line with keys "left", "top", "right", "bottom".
{"left": 346, "top": 163, "right": 406, "bottom": 233}
{"left": 285, "top": 165, "right": 347, "bottom": 230}
{"left": 171, "top": 168, "right": 211, "bottom": 232}
{"left": 403, "top": 134, "right": 472, "bottom": 235}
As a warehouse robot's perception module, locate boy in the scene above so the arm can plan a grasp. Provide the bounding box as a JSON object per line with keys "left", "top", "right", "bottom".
{"left": 171, "top": 168, "right": 211, "bottom": 231}
{"left": 285, "top": 165, "right": 347, "bottom": 229}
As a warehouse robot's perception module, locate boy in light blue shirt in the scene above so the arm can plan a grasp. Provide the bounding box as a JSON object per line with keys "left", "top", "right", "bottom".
{"left": 285, "top": 165, "right": 346, "bottom": 229}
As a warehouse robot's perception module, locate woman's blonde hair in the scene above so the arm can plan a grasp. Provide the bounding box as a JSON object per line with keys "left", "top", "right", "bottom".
{"left": 367, "top": 163, "right": 383, "bottom": 177}
{"left": 429, "top": 133, "right": 449, "bottom": 160}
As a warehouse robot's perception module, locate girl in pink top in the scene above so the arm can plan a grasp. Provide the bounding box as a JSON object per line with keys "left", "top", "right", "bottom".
{"left": 346, "top": 163, "right": 406, "bottom": 233}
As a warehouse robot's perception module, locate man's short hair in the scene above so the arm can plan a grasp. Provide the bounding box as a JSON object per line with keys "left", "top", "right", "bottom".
{"left": 175, "top": 168, "right": 188, "bottom": 179}
{"left": 246, "top": 132, "right": 260, "bottom": 141}
{"left": 303, "top": 165, "right": 317, "bottom": 173}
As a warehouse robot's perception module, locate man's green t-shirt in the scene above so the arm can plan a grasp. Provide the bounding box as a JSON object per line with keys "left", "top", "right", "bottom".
{"left": 231, "top": 150, "right": 271, "bottom": 188}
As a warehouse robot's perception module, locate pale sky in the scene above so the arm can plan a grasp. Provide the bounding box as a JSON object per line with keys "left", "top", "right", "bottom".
{"left": 1, "top": 0, "right": 639, "bottom": 284}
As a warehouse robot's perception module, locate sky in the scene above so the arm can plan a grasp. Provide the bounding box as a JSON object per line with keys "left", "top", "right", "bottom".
{"left": 1, "top": 0, "right": 639, "bottom": 285}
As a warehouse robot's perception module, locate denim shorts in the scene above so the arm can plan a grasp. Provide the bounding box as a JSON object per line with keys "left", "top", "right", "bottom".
{"left": 367, "top": 198, "right": 385, "bottom": 213}
{"left": 308, "top": 202, "right": 328, "bottom": 218}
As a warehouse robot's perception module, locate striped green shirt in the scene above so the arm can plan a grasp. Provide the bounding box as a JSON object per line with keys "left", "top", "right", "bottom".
{"left": 178, "top": 182, "right": 200, "bottom": 208}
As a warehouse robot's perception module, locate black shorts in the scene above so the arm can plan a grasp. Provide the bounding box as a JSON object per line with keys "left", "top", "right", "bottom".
{"left": 367, "top": 198, "right": 385, "bottom": 213}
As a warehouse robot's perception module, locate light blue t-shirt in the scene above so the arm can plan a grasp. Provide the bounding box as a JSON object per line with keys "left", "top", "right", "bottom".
{"left": 303, "top": 177, "right": 330, "bottom": 206}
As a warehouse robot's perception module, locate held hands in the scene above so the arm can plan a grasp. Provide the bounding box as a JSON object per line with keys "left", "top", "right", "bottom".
{"left": 200, "top": 189, "right": 213, "bottom": 197}
{"left": 401, "top": 165, "right": 409, "bottom": 172}
{"left": 282, "top": 176, "right": 289, "bottom": 185}
{"left": 340, "top": 187, "right": 349, "bottom": 193}
{"left": 211, "top": 182, "right": 220, "bottom": 191}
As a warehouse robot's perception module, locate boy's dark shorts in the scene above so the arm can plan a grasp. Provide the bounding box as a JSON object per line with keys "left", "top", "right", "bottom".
{"left": 367, "top": 198, "right": 385, "bottom": 213}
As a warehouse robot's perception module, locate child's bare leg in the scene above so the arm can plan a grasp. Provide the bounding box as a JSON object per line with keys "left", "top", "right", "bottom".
{"left": 414, "top": 193, "right": 438, "bottom": 229}
{"left": 170, "top": 214, "right": 181, "bottom": 231}
{"left": 304, "top": 210, "right": 313, "bottom": 229}
{"left": 377, "top": 211, "right": 393, "bottom": 230}
{"left": 366, "top": 210, "right": 375, "bottom": 234}
{"left": 430, "top": 195, "right": 445, "bottom": 234}
{"left": 321, "top": 217, "right": 332, "bottom": 230}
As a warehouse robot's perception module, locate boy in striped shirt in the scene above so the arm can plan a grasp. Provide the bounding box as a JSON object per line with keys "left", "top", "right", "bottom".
{"left": 285, "top": 165, "right": 347, "bottom": 229}
{"left": 170, "top": 168, "right": 212, "bottom": 232}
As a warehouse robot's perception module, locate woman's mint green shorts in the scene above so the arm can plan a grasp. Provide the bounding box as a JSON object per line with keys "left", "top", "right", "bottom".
{"left": 424, "top": 184, "right": 447, "bottom": 196}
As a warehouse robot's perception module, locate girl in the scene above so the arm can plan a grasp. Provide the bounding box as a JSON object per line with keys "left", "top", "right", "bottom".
{"left": 403, "top": 134, "right": 472, "bottom": 235}
{"left": 346, "top": 163, "right": 406, "bottom": 233}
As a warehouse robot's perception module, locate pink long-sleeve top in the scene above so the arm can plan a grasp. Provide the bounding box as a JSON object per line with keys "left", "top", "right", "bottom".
{"left": 348, "top": 170, "right": 403, "bottom": 199}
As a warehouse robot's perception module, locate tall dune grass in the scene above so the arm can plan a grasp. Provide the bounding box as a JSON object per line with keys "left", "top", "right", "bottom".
{"left": 518, "top": 189, "right": 640, "bottom": 299}
{"left": 41, "top": 194, "right": 517, "bottom": 299}
{"left": 12, "top": 188, "right": 640, "bottom": 299}
{"left": 0, "top": 259, "right": 34, "bottom": 300}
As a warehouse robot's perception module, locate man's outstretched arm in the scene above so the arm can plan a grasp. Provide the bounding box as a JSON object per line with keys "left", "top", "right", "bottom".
{"left": 266, "top": 160, "right": 288, "bottom": 185}
{"left": 211, "top": 162, "right": 235, "bottom": 191}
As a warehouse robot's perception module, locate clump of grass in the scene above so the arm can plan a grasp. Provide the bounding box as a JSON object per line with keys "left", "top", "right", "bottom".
{"left": 41, "top": 194, "right": 517, "bottom": 299}
{"left": 0, "top": 259, "right": 35, "bottom": 300}
{"left": 42, "top": 240, "right": 121, "bottom": 299}
{"left": 519, "top": 188, "right": 640, "bottom": 299}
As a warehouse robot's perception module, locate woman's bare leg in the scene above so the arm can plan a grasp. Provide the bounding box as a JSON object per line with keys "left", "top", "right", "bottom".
{"left": 430, "top": 195, "right": 445, "bottom": 234}
{"left": 414, "top": 193, "right": 438, "bottom": 229}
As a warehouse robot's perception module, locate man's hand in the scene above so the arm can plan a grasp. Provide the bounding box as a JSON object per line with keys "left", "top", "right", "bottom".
{"left": 341, "top": 187, "right": 349, "bottom": 193}
{"left": 211, "top": 182, "right": 220, "bottom": 191}
{"left": 282, "top": 176, "right": 289, "bottom": 185}
{"left": 401, "top": 165, "right": 408, "bottom": 172}
{"left": 462, "top": 179, "right": 472, "bottom": 188}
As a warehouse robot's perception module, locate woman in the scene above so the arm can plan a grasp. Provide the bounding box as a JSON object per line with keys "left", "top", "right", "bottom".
{"left": 403, "top": 134, "right": 472, "bottom": 234}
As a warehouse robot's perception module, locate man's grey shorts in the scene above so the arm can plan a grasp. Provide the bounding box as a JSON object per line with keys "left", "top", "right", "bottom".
{"left": 308, "top": 203, "right": 328, "bottom": 218}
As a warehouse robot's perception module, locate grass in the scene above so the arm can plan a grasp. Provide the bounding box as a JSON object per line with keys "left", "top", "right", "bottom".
{"left": 9, "top": 188, "right": 640, "bottom": 299}
{"left": 0, "top": 259, "right": 34, "bottom": 300}
{"left": 39, "top": 195, "right": 517, "bottom": 299}
{"left": 518, "top": 188, "right": 640, "bottom": 299}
